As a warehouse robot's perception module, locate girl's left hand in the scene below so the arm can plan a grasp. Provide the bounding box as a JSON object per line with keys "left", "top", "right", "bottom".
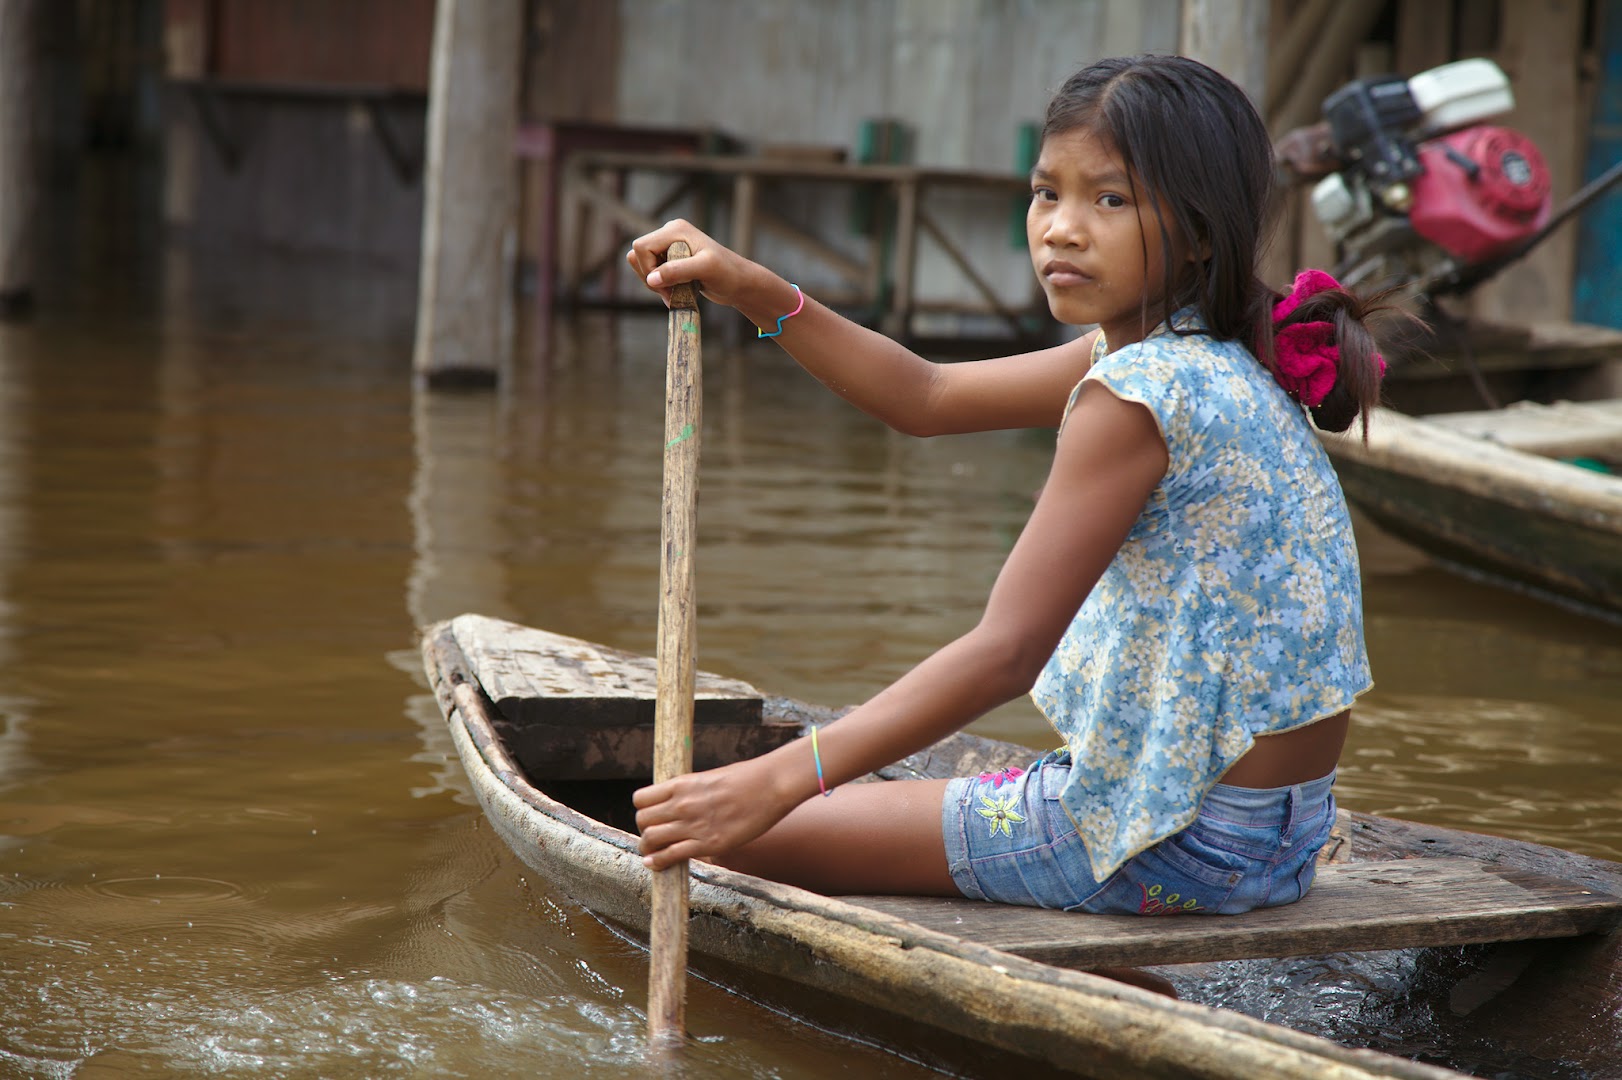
{"left": 633, "top": 756, "right": 795, "bottom": 871}
{"left": 626, "top": 219, "right": 762, "bottom": 311}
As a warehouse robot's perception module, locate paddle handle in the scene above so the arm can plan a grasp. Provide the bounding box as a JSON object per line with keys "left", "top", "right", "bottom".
{"left": 649, "top": 240, "right": 701, "bottom": 1047}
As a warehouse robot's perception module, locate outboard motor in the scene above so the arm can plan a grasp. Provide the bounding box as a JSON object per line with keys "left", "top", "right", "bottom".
{"left": 1305, "top": 59, "right": 1553, "bottom": 289}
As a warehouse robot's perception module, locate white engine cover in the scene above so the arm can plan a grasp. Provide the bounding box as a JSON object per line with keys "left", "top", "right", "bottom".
{"left": 1409, "top": 58, "right": 1515, "bottom": 135}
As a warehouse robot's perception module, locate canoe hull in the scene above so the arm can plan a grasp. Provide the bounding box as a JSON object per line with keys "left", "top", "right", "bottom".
{"left": 1334, "top": 455, "right": 1622, "bottom": 613}
{"left": 427, "top": 621, "right": 1462, "bottom": 1080}
{"left": 424, "top": 615, "right": 1622, "bottom": 1079}
{"left": 1324, "top": 407, "right": 1622, "bottom": 617}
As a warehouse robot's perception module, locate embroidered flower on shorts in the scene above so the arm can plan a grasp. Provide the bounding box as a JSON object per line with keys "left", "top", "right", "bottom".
{"left": 976, "top": 766, "right": 1026, "bottom": 789}
{"left": 1138, "top": 882, "right": 1203, "bottom": 915}
{"left": 976, "top": 791, "right": 1026, "bottom": 838}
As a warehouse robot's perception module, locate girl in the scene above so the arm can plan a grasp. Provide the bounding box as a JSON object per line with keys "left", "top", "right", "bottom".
{"left": 626, "top": 54, "right": 1388, "bottom": 916}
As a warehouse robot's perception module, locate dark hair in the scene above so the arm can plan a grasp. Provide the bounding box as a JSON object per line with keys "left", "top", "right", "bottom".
{"left": 1042, "top": 54, "right": 1387, "bottom": 435}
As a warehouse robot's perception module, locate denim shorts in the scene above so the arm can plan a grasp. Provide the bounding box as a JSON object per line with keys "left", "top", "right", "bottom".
{"left": 941, "top": 750, "right": 1336, "bottom": 915}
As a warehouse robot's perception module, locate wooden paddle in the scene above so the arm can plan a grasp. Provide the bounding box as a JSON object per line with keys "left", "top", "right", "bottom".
{"left": 648, "top": 240, "right": 701, "bottom": 1047}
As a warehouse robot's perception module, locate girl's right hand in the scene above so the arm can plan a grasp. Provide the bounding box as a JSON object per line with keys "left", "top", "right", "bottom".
{"left": 626, "top": 219, "right": 759, "bottom": 310}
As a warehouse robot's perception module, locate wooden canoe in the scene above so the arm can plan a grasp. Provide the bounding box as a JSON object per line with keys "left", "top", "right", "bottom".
{"left": 421, "top": 614, "right": 1622, "bottom": 1079}
{"left": 1322, "top": 398, "right": 1622, "bottom": 619}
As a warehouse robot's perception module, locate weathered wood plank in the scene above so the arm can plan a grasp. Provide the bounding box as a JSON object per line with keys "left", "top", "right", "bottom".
{"left": 844, "top": 857, "right": 1622, "bottom": 969}
{"left": 1426, "top": 398, "right": 1622, "bottom": 459}
{"left": 1340, "top": 809, "right": 1622, "bottom": 1071}
{"left": 451, "top": 613, "right": 763, "bottom": 726}
{"left": 412, "top": 0, "right": 521, "bottom": 384}
{"left": 447, "top": 614, "right": 785, "bottom": 779}
{"left": 1322, "top": 408, "right": 1622, "bottom": 527}
{"left": 1472, "top": 0, "right": 1584, "bottom": 325}
{"left": 1394, "top": 0, "right": 1452, "bottom": 76}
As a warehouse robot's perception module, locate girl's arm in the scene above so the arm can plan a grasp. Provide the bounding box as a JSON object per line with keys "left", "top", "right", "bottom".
{"left": 633, "top": 382, "right": 1168, "bottom": 868}
{"left": 627, "top": 220, "right": 1097, "bottom": 436}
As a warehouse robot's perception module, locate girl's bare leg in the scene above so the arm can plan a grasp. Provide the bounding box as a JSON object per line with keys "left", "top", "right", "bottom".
{"left": 714, "top": 778, "right": 958, "bottom": 896}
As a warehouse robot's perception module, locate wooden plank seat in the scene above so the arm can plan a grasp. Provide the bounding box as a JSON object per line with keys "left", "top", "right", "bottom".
{"left": 845, "top": 860, "right": 1622, "bottom": 969}
{"left": 452, "top": 617, "right": 797, "bottom": 781}
{"left": 448, "top": 616, "right": 1622, "bottom": 968}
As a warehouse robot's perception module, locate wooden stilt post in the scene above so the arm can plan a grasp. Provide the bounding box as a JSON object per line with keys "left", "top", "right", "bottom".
{"left": 413, "top": 0, "right": 523, "bottom": 389}
{"left": 1475, "top": 0, "right": 1585, "bottom": 325}
{"left": 648, "top": 240, "right": 701, "bottom": 1049}
{"left": 1182, "top": 0, "right": 1293, "bottom": 285}
{"left": 1266, "top": 0, "right": 1388, "bottom": 135}
{"left": 1179, "top": 0, "right": 1270, "bottom": 106}
{"left": 0, "top": 0, "right": 42, "bottom": 320}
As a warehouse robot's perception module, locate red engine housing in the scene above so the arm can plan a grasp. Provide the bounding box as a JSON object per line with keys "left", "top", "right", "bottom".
{"left": 1408, "top": 125, "right": 1552, "bottom": 263}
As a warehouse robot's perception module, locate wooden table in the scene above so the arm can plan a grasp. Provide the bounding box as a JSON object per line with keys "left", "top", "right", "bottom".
{"left": 556, "top": 148, "right": 1044, "bottom": 341}
{"left": 514, "top": 122, "right": 719, "bottom": 310}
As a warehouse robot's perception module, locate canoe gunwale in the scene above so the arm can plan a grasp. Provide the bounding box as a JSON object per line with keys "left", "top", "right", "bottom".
{"left": 1323, "top": 405, "right": 1622, "bottom": 615}
{"left": 1323, "top": 407, "right": 1622, "bottom": 532}
{"left": 424, "top": 617, "right": 1467, "bottom": 1080}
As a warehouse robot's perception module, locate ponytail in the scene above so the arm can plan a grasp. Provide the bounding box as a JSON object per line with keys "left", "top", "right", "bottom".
{"left": 1248, "top": 270, "right": 1394, "bottom": 439}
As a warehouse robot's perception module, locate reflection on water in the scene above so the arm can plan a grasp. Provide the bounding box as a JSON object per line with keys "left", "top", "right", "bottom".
{"left": 0, "top": 246, "right": 1618, "bottom": 1077}
{"left": 1345, "top": 538, "right": 1622, "bottom": 861}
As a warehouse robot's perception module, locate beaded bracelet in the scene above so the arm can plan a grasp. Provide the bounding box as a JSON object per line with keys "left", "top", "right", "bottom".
{"left": 757, "top": 284, "right": 805, "bottom": 339}
{"left": 810, "top": 725, "right": 833, "bottom": 797}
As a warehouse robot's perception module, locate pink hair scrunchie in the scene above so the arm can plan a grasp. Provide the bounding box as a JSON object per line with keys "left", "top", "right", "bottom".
{"left": 1271, "top": 270, "right": 1385, "bottom": 408}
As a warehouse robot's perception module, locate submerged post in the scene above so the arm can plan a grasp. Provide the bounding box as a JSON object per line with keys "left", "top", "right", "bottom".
{"left": 648, "top": 241, "right": 701, "bottom": 1047}
{"left": 0, "top": 0, "right": 42, "bottom": 320}
{"left": 413, "top": 0, "right": 522, "bottom": 388}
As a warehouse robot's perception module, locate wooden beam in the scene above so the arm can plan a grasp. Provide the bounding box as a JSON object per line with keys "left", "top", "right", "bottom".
{"left": 1394, "top": 0, "right": 1455, "bottom": 75}
{"left": 413, "top": 0, "right": 523, "bottom": 388}
{"left": 566, "top": 170, "right": 662, "bottom": 242}
{"left": 755, "top": 209, "right": 869, "bottom": 284}
{"left": 730, "top": 172, "right": 758, "bottom": 261}
{"left": 1473, "top": 0, "right": 1585, "bottom": 324}
{"left": 884, "top": 178, "right": 919, "bottom": 337}
{"left": 1265, "top": 0, "right": 1336, "bottom": 117}
{"left": 572, "top": 175, "right": 702, "bottom": 287}
{"left": 1457, "top": 0, "right": 1500, "bottom": 54}
{"left": 1268, "top": 0, "right": 1388, "bottom": 134}
{"left": 1181, "top": 0, "right": 1270, "bottom": 104}
{"left": 0, "top": 0, "right": 42, "bottom": 319}
{"left": 915, "top": 207, "right": 1026, "bottom": 334}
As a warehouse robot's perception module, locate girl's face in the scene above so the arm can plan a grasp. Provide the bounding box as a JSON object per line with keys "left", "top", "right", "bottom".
{"left": 1027, "top": 127, "right": 1189, "bottom": 349}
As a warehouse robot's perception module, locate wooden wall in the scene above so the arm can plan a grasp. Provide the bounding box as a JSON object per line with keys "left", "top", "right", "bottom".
{"left": 525, "top": 0, "right": 619, "bottom": 123}
{"left": 1474, "top": 0, "right": 1588, "bottom": 324}
{"left": 607, "top": 0, "right": 1599, "bottom": 329}
{"left": 616, "top": 0, "right": 1177, "bottom": 169}
{"left": 145, "top": 0, "right": 1604, "bottom": 327}
{"left": 160, "top": 0, "right": 436, "bottom": 263}
{"left": 164, "top": 0, "right": 435, "bottom": 87}
{"left": 610, "top": 0, "right": 1179, "bottom": 331}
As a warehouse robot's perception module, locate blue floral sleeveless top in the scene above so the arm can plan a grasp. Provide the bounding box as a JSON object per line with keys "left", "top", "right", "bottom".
{"left": 1031, "top": 312, "right": 1372, "bottom": 880}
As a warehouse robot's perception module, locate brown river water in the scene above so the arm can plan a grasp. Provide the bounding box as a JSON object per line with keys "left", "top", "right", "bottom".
{"left": 1, "top": 236, "right": 1619, "bottom": 1078}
